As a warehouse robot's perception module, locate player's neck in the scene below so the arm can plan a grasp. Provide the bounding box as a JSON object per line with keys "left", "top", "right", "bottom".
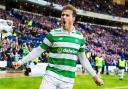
{"left": 63, "top": 25, "right": 74, "bottom": 32}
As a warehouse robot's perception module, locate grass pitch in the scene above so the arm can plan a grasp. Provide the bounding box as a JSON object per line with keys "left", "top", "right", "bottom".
{"left": 0, "top": 74, "right": 128, "bottom": 89}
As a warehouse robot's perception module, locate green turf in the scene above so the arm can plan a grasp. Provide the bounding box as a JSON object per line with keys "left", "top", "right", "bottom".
{"left": 0, "top": 74, "right": 128, "bottom": 89}
{"left": 74, "top": 74, "right": 128, "bottom": 89}
{"left": 0, "top": 76, "right": 42, "bottom": 89}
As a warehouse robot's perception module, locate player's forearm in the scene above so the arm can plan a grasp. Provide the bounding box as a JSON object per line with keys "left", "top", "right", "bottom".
{"left": 19, "top": 46, "right": 45, "bottom": 65}
{"left": 78, "top": 52, "right": 96, "bottom": 77}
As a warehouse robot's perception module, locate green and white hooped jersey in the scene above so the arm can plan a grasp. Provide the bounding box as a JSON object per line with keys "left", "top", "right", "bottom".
{"left": 40, "top": 27, "right": 85, "bottom": 83}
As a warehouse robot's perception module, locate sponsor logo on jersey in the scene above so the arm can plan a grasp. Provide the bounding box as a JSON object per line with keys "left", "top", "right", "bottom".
{"left": 57, "top": 48, "right": 77, "bottom": 54}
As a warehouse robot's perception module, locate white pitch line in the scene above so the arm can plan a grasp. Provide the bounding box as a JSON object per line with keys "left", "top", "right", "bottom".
{"left": 103, "top": 86, "right": 128, "bottom": 89}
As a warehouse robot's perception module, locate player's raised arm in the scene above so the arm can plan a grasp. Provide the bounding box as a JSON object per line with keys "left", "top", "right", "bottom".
{"left": 12, "top": 46, "right": 45, "bottom": 69}
{"left": 12, "top": 32, "right": 53, "bottom": 69}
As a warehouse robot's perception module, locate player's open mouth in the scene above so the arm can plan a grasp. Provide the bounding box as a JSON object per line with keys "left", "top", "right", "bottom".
{"left": 63, "top": 21, "right": 66, "bottom": 25}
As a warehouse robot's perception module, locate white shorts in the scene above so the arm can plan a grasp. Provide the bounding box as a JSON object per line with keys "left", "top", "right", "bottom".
{"left": 39, "top": 75, "right": 74, "bottom": 89}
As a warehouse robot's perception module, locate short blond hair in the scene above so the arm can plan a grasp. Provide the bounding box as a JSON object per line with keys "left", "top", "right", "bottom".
{"left": 62, "top": 4, "right": 77, "bottom": 17}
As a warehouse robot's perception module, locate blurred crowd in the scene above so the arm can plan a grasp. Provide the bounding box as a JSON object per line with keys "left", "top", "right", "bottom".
{"left": 0, "top": 8, "right": 128, "bottom": 70}
{"left": 45, "top": 0, "right": 128, "bottom": 18}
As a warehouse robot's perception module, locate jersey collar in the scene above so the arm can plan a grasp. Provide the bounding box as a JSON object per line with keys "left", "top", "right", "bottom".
{"left": 61, "top": 26, "right": 76, "bottom": 33}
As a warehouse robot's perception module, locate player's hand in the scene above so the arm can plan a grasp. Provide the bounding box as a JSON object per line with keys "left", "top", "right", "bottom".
{"left": 12, "top": 62, "right": 21, "bottom": 69}
{"left": 93, "top": 75, "right": 104, "bottom": 86}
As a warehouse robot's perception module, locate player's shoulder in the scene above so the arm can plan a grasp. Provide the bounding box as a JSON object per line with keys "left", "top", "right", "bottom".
{"left": 73, "top": 30, "right": 84, "bottom": 39}
{"left": 74, "top": 31, "right": 83, "bottom": 35}
{"left": 50, "top": 28, "right": 62, "bottom": 33}
{"left": 49, "top": 28, "right": 63, "bottom": 36}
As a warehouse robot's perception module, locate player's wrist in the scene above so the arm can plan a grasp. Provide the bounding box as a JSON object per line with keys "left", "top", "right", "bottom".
{"left": 18, "top": 60, "right": 22, "bottom": 65}
{"left": 92, "top": 75, "right": 99, "bottom": 80}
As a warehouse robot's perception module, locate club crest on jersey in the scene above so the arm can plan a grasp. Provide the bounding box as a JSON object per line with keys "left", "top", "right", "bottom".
{"left": 57, "top": 48, "right": 63, "bottom": 53}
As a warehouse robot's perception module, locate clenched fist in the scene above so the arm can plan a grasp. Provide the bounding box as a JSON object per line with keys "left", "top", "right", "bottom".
{"left": 93, "top": 75, "right": 104, "bottom": 86}
{"left": 12, "top": 62, "right": 21, "bottom": 69}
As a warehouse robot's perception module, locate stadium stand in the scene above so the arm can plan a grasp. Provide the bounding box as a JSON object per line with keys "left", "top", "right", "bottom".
{"left": 45, "top": 0, "right": 128, "bottom": 18}
{"left": 0, "top": 0, "right": 127, "bottom": 74}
